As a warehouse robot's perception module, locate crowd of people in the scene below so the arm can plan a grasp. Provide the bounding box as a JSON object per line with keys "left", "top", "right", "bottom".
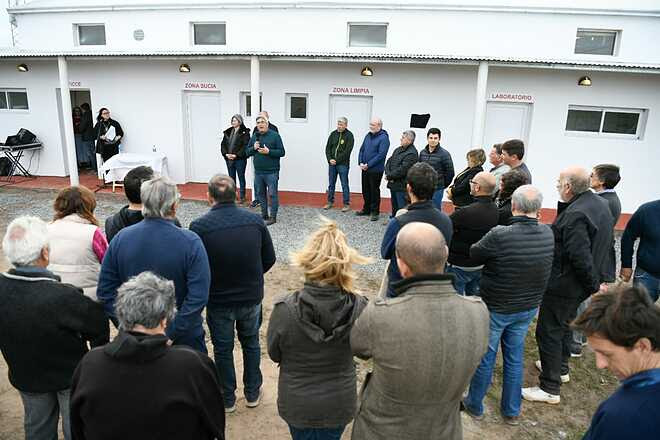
{"left": 1, "top": 114, "right": 660, "bottom": 440}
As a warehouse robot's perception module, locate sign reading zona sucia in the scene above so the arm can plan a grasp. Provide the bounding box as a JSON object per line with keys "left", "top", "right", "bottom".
{"left": 184, "top": 82, "right": 218, "bottom": 90}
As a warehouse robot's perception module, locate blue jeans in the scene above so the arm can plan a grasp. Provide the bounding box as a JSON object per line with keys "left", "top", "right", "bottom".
{"left": 19, "top": 389, "right": 71, "bottom": 440}
{"left": 327, "top": 164, "right": 350, "bottom": 206}
{"left": 465, "top": 308, "right": 537, "bottom": 417}
{"left": 389, "top": 190, "right": 406, "bottom": 217}
{"left": 447, "top": 265, "right": 481, "bottom": 295}
{"left": 174, "top": 332, "right": 207, "bottom": 354}
{"left": 206, "top": 303, "right": 263, "bottom": 407}
{"left": 226, "top": 159, "right": 247, "bottom": 200}
{"left": 634, "top": 267, "right": 660, "bottom": 302}
{"left": 432, "top": 188, "right": 444, "bottom": 209}
{"left": 255, "top": 172, "right": 279, "bottom": 219}
{"left": 288, "top": 425, "right": 345, "bottom": 440}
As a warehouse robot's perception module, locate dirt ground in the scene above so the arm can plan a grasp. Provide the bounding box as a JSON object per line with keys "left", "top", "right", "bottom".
{"left": 0, "top": 194, "right": 619, "bottom": 440}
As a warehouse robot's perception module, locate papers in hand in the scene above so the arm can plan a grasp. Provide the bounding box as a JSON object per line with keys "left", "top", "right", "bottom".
{"left": 102, "top": 125, "right": 117, "bottom": 143}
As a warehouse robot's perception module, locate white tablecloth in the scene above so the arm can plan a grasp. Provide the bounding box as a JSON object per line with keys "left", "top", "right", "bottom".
{"left": 99, "top": 153, "right": 168, "bottom": 183}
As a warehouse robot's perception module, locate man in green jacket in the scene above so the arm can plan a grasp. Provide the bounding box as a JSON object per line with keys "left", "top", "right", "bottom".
{"left": 324, "top": 116, "right": 354, "bottom": 212}
{"left": 246, "top": 115, "right": 285, "bottom": 225}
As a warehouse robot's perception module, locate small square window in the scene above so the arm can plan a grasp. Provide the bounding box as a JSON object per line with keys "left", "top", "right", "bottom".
{"left": 240, "top": 92, "right": 262, "bottom": 118}
{"left": 78, "top": 24, "right": 106, "bottom": 46}
{"left": 7, "top": 91, "right": 29, "bottom": 110}
{"left": 286, "top": 94, "right": 308, "bottom": 122}
{"left": 193, "top": 23, "right": 226, "bottom": 45}
{"left": 602, "top": 112, "right": 639, "bottom": 135}
{"left": 566, "top": 109, "right": 602, "bottom": 132}
{"left": 565, "top": 105, "right": 646, "bottom": 139}
{"left": 575, "top": 29, "right": 617, "bottom": 55}
{"left": 349, "top": 23, "right": 387, "bottom": 47}
{"left": 0, "top": 92, "right": 7, "bottom": 110}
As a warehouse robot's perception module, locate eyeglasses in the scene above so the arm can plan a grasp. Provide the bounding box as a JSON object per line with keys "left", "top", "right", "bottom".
{"left": 469, "top": 180, "right": 478, "bottom": 185}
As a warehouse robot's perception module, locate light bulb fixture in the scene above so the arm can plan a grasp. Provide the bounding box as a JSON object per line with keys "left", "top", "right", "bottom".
{"left": 360, "top": 66, "right": 373, "bottom": 77}
{"left": 578, "top": 76, "right": 592, "bottom": 86}
{"left": 17, "top": 63, "right": 29, "bottom": 72}
{"left": 179, "top": 63, "right": 191, "bottom": 73}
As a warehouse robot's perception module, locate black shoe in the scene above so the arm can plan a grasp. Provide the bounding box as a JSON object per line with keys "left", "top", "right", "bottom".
{"left": 250, "top": 200, "right": 260, "bottom": 208}
{"left": 570, "top": 346, "right": 583, "bottom": 358}
{"left": 370, "top": 213, "right": 379, "bottom": 221}
{"left": 265, "top": 217, "right": 277, "bottom": 226}
{"left": 355, "top": 210, "right": 370, "bottom": 216}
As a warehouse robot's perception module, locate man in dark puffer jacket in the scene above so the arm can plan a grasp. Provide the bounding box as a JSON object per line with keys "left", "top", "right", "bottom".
{"left": 463, "top": 185, "right": 554, "bottom": 424}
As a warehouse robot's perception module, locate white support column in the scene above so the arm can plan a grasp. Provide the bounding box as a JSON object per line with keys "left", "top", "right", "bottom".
{"left": 249, "top": 56, "right": 260, "bottom": 201}
{"left": 57, "top": 56, "right": 79, "bottom": 186}
{"left": 470, "top": 61, "right": 489, "bottom": 147}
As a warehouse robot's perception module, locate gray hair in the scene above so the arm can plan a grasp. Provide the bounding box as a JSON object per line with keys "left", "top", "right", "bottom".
{"left": 2, "top": 216, "right": 49, "bottom": 266}
{"left": 337, "top": 116, "right": 348, "bottom": 125}
{"left": 395, "top": 222, "right": 448, "bottom": 275}
{"left": 231, "top": 114, "right": 244, "bottom": 126}
{"left": 208, "top": 174, "right": 236, "bottom": 203}
{"left": 141, "top": 177, "right": 180, "bottom": 219}
{"left": 403, "top": 130, "right": 416, "bottom": 142}
{"left": 511, "top": 185, "right": 543, "bottom": 214}
{"left": 115, "top": 272, "right": 176, "bottom": 331}
{"left": 565, "top": 169, "right": 591, "bottom": 195}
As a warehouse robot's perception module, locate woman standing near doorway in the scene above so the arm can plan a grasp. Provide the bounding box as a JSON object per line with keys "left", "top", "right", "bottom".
{"left": 94, "top": 107, "right": 124, "bottom": 162}
{"left": 221, "top": 114, "right": 250, "bottom": 204}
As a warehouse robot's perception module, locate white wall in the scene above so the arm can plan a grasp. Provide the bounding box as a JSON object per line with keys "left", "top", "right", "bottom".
{"left": 0, "top": 5, "right": 12, "bottom": 48}
{"left": 11, "top": 7, "right": 660, "bottom": 64}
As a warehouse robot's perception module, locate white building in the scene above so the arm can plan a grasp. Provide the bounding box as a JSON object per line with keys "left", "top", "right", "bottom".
{"left": 1, "top": 0, "right": 659, "bottom": 214}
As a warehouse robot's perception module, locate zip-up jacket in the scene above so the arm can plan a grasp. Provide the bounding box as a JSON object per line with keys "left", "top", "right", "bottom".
{"left": 325, "top": 129, "right": 354, "bottom": 166}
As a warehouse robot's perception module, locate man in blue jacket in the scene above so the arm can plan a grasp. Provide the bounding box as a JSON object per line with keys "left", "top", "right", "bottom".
{"left": 97, "top": 177, "right": 211, "bottom": 353}
{"left": 356, "top": 117, "right": 390, "bottom": 221}
{"left": 246, "top": 114, "right": 285, "bottom": 225}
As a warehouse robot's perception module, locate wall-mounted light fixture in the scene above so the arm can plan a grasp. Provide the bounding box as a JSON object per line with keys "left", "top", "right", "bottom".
{"left": 578, "top": 76, "right": 592, "bottom": 86}
{"left": 17, "top": 63, "right": 29, "bottom": 72}
{"left": 179, "top": 63, "right": 191, "bottom": 73}
{"left": 360, "top": 66, "right": 373, "bottom": 77}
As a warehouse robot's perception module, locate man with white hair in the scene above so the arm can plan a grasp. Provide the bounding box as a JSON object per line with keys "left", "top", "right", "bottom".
{"left": 71, "top": 272, "right": 225, "bottom": 439}
{"left": 97, "top": 177, "right": 211, "bottom": 353}
{"left": 523, "top": 167, "right": 613, "bottom": 404}
{"left": 384, "top": 130, "right": 419, "bottom": 217}
{"left": 356, "top": 117, "right": 390, "bottom": 221}
{"left": 462, "top": 185, "right": 554, "bottom": 425}
{"left": 0, "top": 216, "right": 109, "bottom": 440}
{"left": 324, "top": 116, "right": 354, "bottom": 212}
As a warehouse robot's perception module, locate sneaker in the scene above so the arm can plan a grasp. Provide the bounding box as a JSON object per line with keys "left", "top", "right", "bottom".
{"left": 246, "top": 389, "right": 263, "bottom": 408}
{"left": 225, "top": 404, "right": 237, "bottom": 414}
{"left": 265, "top": 217, "right": 277, "bottom": 226}
{"left": 460, "top": 401, "right": 484, "bottom": 421}
{"left": 355, "top": 210, "right": 370, "bottom": 216}
{"left": 534, "top": 360, "right": 570, "bottom": 383}
{"left": 521, "top": 386, "right": 560, "bottom": 404}
{"left": 341, "top": 205, "right": 350, "bottom": 212}
{"left": 570, "top": 346, "right": 583, "bottom": 358}
{"left": 250, "top": 200, "right": 260, "bottom": 208}
{"left": 323, "top": 203, "right": 333, "bottom": 210}
{"left": 370, "top": 213, "right": 379, "bottom": 221}
{"left": 502, "top": 415, "right": 520, "bottom": 426}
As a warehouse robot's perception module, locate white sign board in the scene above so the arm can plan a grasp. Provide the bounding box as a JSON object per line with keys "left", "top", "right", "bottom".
{"left": 330, "top": 87, "right": 372, "bottom": 96}
{"left": 184, "top": 82, "right": 219, "bottom": 90}
{"left": 488, "top": 92, "right": 534, "bottom": 103}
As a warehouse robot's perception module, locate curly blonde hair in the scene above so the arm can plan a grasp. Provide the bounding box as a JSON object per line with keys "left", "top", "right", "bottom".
{"left": 290, "top": 217, "right": 371, "bottom": 292}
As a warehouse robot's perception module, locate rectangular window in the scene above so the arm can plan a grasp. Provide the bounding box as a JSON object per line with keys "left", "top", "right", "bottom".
{"left": 0, "top": 89, "right": 29, "bottom": 110}
{"left": 240, "top": 92, "right": 262, "bottom": 118}
{"left": 574, "top": 29, "right": 617, "bottom": 55}
{"left": 286, "top": 93, "right": 308, "bottom": 122}
{"left": 566, "top": 105, "right": 646, "bottom": 139}
{"left": 193, "top": 23, "right": 226, "bottom": 45}
{"left": 77, "top": 24, "right": 106, "bottom": 46}
{"left": 348, "top": 23, "right": 387, "bottom": 47}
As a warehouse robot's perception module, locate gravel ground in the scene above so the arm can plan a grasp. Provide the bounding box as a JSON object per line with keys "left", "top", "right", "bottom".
{"left": 0, "top": 188, "right": 389, "bottom": 276}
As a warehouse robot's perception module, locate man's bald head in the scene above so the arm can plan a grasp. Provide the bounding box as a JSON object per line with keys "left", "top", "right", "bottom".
{"left": 395, "top": 222, "right": 448, "bottom": 276}
{"left": 471, "top": 171, "right": 496, "bottom": 196}
{"left": 558, "top": 167, "right": 590, "bottom": 201}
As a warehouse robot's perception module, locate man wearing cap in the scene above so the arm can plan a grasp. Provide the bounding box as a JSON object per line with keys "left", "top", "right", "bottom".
{"left": 246, "top": 114, "right": 285, "bottom": 226}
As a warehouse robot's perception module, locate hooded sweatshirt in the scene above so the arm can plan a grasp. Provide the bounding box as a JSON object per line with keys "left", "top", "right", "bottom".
{"left": 70, "top": 331, "right": 225, "bottom": 440}
{"left": 267, "top": 283, "right": 368, "bottom": 428}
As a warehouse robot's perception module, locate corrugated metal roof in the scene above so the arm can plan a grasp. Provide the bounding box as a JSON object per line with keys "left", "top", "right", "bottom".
{"left": 1, "top": 48, "right": 659, "bottom": 71}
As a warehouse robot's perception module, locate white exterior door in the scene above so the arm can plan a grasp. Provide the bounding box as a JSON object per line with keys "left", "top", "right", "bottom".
{"left": 484, "top": 101, "right": 533, "bottom": 153}
{"left": 184, "top": 91, "right": 223, "bottom": 183}
{"left": 329, "top": 95, "right": 373, "bottom": 192}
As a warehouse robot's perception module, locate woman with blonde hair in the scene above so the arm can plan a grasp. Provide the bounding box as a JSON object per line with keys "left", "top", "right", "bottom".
{"left": 47, "top": 186, "right": 108, "bottom": 299}
{"left": 267, "top": 218, "right": 370, "bottom": 440}
{"left": 447, "top": 148, "right": 486, "bottom": 208}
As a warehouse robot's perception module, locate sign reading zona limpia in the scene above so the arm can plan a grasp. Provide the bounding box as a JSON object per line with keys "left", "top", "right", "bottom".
{"left": 489, "top": 92, "right": 534, "bottom": 103}
{"left": 330, "top": 87, "right": 372, "bottom": 96}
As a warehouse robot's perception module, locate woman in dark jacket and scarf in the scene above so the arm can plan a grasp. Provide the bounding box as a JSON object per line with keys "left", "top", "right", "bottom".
{"left": 94, "top": 108, "right": 124, "bottom": 162}
{"left": 496, "top": 168, "right": 530, "bottom": 225}
{"left": 221, "top": 114, "right": 251, "bottom": 204}
{"left": 447, "top": 148, "right": 486, "bottom": 208}
{"left": 267, "top": 218, "right": 370, "bottom": 440}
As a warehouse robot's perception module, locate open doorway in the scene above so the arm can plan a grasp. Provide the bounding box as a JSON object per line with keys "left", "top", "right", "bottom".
{"left": 70, "top": 90, "right": 96, "bottom": 173}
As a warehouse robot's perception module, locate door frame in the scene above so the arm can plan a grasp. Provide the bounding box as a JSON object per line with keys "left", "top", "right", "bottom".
{"left": 182, "top": 90, "right": 222, "bottom": 182}
{"left": 484, "top": 100, "right": 534, "bottom": 154}
{"left": 328, "top": 94, "right": 373, "bottom": 134}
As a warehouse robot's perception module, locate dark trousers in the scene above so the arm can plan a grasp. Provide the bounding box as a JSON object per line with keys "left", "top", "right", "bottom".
{"left": 389, "top": 189, "right": 406, "bottom": 217}
{"left": 19, "top": 389, "right": 71, "bottom": 440}
{"left": 361, "top": 171, "right": 383, "bottom": 214}
{"left": 226, "top": 159, "right": 247, "bottom": 200}
{"left": 535, "top": 296, "right": 580, "bottom": 395}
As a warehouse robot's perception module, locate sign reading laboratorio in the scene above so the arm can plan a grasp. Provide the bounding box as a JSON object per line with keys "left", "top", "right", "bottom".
{"left": 183, "top": 82, "right": 218, "bottom": 90}
{"left": 330, "top": 87, "right": 372, "bottom": 96}
{"left": 489, "top": 92, "right": 534, "bottom": 103}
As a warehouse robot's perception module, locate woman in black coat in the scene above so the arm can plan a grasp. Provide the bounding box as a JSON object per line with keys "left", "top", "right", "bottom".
{"left": 221, "top": 114, "right": 251, "bottom": 204}
{"left": 496, "top": 168, "right": 530, "bottom": 225}
{"left": 447, "top": 148, "right": 486, "bottom": 208}
{"left": 94, "top": 107, "right": 124, "bottom": 162}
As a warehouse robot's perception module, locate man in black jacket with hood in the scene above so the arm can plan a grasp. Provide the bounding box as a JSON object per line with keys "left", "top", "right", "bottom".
{"left": 105, "top": 166, "right": 180, "bottom": 242}
{"left": 523, "top": 167, "right": 613, "bottom": 405}
{"left": 384, "top": 130, "right": 419, "bottom": 217}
